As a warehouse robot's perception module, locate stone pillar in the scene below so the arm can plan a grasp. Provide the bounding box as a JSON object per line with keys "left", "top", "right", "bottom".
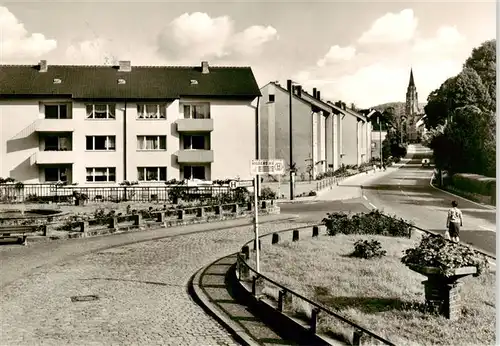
{"left": 156, "top": 212, "right": 165, "bottom": 223}
{"left": 109, "top": 217, "right": 118, "bottom": 229}
{"left": 133, "top": 214, "right": 142, "bottom": 226}
{"left": 197, "top": 207, "right": 205, "bottom": 218}
{"left": 241, "top": 245, "right": 250, "bottom": 260}
{"left": 312, "top": 226, "right": 319, "bottom": 237}
{"left": 177, "top": 209, "right": 184, "bottom": 220}
{"left": 214, "top": 205, "right": 222, "bottom": 216}
{"left": 423, "top": 278, "right": 462, "bottom": 320}
{"left": 232, "top": 204, "right": 239, "bottom": 215}
{"left": 272, "top": 233, "right": 280, "bottom": 244}
{"left": 79, "top": 221, "right": 88, "bottom": 234}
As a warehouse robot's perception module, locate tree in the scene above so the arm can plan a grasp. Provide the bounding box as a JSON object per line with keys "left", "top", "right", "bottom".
{"left": 464, "top": 39, "right": 496, "bottom": 103}
{"left": 424, "top": 68, "right": 493, "bottom": 129}
{"left": 431, "top": 105, "right": 496, "bottom": 177}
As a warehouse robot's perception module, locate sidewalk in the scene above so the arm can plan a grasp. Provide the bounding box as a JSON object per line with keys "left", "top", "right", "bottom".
{"left": 190, "top": 254, "right": 298, "bottom": 346}
{"left": 277, "top": 159, "right": 412, "bottom": 203}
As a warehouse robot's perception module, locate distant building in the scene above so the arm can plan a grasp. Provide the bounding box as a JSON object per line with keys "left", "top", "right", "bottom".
{"left": 259, "top": 82, "right": 371, "bottom": 181}
{"left": 0, "top": 60, "right": 261, "bottom": 185}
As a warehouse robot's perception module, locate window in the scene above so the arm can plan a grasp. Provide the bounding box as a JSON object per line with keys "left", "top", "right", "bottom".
{"left": 268, "top": 94, "right": 275, "bottom": 102}
{"left": 45, "top": 104, "right": 68, "bottom": 119}
{"left": 183, "top": 165, "right": 206, "bottom": 180}
{"left": 44, "top": 167, "right": 68, "bottom": 182}
{"left": 137, "top": 104, "right": 167, "bottom": 119}
{"left": 86, "top": 136, "right": 116, "bottom": 150}
{"left": 86, "top": 167, "right": 116, "bottom": 182}
{"left": 137, "top": 136, "right": 167, "bottom": 150}
{"left": 86, "top": 104, "right": 116, "bottom": 119}
{"left": 183, "top": 135, "right": 206, "bottom": 150}
{"left": 183, "top": 103, "right": 210, "bottom": 119}
{"left": 137, "top": 167, "right": 167, "bottom": 182}
{"left": 44, "top": 135, "right": 71, "bottom": 151}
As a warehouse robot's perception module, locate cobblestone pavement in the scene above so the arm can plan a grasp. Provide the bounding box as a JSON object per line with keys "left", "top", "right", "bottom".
{"left": 0, "top": 220, "right": 313, "bottom": 346}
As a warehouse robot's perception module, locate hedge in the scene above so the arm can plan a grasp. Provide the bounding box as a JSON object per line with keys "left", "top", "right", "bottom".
{"left": 451, "top": 173, "right": 496, "bottom": 197}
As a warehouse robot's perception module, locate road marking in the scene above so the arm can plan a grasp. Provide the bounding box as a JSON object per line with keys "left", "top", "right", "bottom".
{"left": 479, "top": 225, "right": 495, "bottom": 232}
{"left": 369, "top": 203, "right": 377, "bottom": 209}
{"left": 363, "top": 195, "right": 368, "bottom": 200}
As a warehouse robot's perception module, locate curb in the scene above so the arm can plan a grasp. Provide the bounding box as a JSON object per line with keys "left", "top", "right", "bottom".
{"left": 188, "top": 256, "right": 260, "bottom": 346}
{"left": 429, "top": 173, "right": 496, "bottom": 210}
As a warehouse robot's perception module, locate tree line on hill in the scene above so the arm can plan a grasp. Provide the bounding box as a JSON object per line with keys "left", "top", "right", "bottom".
{"left": 422, "top": 39, "right": 496, "bottom": 178}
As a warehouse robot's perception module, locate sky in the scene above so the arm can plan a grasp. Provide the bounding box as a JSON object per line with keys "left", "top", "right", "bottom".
{"left": 0, "top": 0, "right": 496, "bottom": 108}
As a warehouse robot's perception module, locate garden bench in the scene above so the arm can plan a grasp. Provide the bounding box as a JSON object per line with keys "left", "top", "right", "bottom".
{"left": 0, "top": 225, "right": 46, "bottom": 245}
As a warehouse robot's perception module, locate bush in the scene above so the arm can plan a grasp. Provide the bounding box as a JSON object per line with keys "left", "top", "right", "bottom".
{"left": 322, "top": 210, "right": 412, "bottom": 238}
{"left": 451, "top": 173, "right": 496, "bottom": 197}
{"left": 401, "top": 234, "right": 489, "bottom": 277}
{"left": 260, "top": 186, "right": 277, "bottom": 200}
{"left": 350, "top": 239, "right": 387, "bottom": 259}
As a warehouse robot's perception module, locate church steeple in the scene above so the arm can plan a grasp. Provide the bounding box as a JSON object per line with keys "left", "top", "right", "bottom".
{"left": 408, "top": 68, "right": 415, "bottom": 87}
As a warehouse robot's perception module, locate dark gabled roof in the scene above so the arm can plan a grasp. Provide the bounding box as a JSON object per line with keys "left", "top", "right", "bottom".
{"left": 0, "top": 64, "right": 261, "bottom": 100}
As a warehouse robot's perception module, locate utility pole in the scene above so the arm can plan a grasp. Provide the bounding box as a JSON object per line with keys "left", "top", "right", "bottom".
{"left": 378, "top": 115, "right": 383, "bottom": 168}
{"left": 287, "top": 79, "right": 294, "bottom": 201}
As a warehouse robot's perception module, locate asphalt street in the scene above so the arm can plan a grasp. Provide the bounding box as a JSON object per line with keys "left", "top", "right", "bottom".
{"left": 281, "top": 144, "right": 496, "bottom": 257}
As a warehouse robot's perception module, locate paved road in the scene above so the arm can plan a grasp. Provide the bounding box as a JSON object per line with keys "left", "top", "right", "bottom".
{"left": 361, "top": 144, "right": 496, "bottom": 256}
{"left": 279, "top": 144, "right": 496, "bottom": 257}
{"left": 0, "top": 218, "right": 311, "bottom": 346}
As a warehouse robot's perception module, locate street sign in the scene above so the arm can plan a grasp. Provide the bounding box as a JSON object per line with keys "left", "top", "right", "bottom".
{"left": 250, "top": 159, "right": 285, "bottom": 175}
{"left": 229, "top": 180, "right": 254, "bottom": 189}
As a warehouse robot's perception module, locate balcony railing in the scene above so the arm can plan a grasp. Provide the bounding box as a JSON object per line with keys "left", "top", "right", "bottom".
{"left": 177, "top": 149, "right": 214, "bottom": 163}
{"left": 30, "top": 150, "right": 75, "bottom": 165}
{"left": 176, "top": 118, "right": 214, "bottom": 132}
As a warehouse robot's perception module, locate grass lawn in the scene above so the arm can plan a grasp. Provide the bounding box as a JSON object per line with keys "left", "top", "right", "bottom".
{"left": 249, "top": 234, "right": 495, "bottom": 346}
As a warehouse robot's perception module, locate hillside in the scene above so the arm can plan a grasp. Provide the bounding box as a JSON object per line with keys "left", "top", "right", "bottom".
{"left": 371, "top": 102, "right": 427, "bottom": 116}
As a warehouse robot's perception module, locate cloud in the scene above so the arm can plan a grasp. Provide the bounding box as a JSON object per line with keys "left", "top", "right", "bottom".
{"left": 157, "top": 12, "right": 278, "bottom": 62}
{"left": 65, "top": 38, "right": 117, "bottom": 65}
{"left": 358, "top": 9, "right": 418, "bottom": 44}
{"left": 413, "top": 25, "right": 465, "bottom": 55}
{"left": 0, "top": 6, "right": 57, "bottom": 61}
{"left": 291, "top": 9, "right": 470, "bottom": 108}
{"left": 317, "top": 45, "right": 356, "bottom": 67}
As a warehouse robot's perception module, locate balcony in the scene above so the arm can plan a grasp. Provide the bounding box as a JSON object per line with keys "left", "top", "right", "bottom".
{"left": 177, "top": 150, "right": 214, "bottom": 163}
{"left": 35, "top": 119, "right": 75, "bottom": 133}
{"left": 176, "top": 118, "right": 214, "bottom": 132}
{"left": 30, "top": 151, "right": 75, "bottom": 165}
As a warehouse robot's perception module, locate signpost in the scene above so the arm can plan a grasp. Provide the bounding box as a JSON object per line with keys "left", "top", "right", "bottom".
{"left": 250, "top": 159, "right": 285, "bottom": 273}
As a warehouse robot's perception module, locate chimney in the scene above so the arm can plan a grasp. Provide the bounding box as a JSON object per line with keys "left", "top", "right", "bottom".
{"left": 295, "top": 85, "right": 302, "bottom": 97}
{"left": 118, "top": 61, "right": 131, "bottom": 72}
{"left": 39, "top": 60, "right": 48, "bottom": 73}
{"left": 313, "top": 88, "right": 317, "bottom": 98}
{"left": 201, "top": 61, "right": 209, "bottom": 74}
{"left": 342, "top": 102, "right": 346, "bottom": 110}
{"left": 316, "top": 91, "right": 321, "bottom": 100}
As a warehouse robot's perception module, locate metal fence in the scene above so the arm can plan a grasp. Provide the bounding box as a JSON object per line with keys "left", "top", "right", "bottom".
{"left": 236, "top": 225, "right": 396, "bottom": 346}
{"left": 0, "top": 183, "right": 250, "bottom": 204}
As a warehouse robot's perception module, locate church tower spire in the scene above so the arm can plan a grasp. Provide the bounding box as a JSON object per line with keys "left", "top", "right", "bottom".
{"left": 408, "top": 68, "right": 415, "bottom": 87}
{"left": 405, "top": 68, "right": 420, "bottom": 142}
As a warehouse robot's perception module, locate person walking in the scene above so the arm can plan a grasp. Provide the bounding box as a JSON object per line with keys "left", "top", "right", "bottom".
{"left": 446, "top": 201, "right": 463, "bottom": 242}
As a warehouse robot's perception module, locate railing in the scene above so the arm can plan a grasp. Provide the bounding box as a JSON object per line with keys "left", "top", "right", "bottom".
{"left": 0, "top": 183, "right": 243, "bottom": 204}
{"left": 236, "top": 224, "right": 396, "bottom": 346}
{"left": 235, "top": 217, "right": 495, "bottom": 345}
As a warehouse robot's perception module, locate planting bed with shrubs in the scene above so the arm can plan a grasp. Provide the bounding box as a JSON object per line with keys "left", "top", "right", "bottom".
{"left": 249, "top": 211, "right": 494, "bottom": 345}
